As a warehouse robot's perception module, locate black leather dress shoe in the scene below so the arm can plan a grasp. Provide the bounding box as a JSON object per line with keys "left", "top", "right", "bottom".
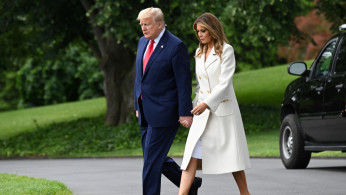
{"left": 189, "top": 177, "right": 202, "bottom": 195}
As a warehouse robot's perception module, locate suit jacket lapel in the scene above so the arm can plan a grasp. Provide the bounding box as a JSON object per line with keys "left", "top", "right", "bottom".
{"left": 138, "top": 39, "right": 149, "bottom": 76}
{"left": 142, "top": 30, "right": 169, "bottom": 79}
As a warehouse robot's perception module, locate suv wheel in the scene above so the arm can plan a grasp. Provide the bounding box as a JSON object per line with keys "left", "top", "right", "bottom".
{"left": 280, "top": 114, "right": 311, "bottom": 169}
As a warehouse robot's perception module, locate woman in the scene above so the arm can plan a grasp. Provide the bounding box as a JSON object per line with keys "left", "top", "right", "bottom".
{"left": 179, "top": 13, "right": 251, "bottom": 195}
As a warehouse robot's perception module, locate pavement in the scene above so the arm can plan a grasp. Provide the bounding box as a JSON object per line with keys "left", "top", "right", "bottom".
{"left": 1, "top": 157, "right": 346, "bottom": 195}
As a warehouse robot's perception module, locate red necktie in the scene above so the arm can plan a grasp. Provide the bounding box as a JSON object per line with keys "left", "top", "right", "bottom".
{"left": 143, "top": 40, "right": 155, "bottom": 74}
{"left": 141, "top": 40, "right": 155, "bottom": 100}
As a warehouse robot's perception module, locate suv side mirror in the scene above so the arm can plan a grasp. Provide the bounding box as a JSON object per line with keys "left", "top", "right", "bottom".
{"left": 288, "top": 62, "right": 308, "bottom": 76}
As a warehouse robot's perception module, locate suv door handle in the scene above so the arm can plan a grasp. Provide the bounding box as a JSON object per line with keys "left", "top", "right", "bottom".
{"left": 315, "top": 87, "right": 323, "bottom": 91}
{"left": 335, "top": 84, "right": 344, "bottom": 89}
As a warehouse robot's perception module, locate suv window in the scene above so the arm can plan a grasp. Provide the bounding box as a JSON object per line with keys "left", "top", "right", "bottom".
{"left": 313, "top": 41, "right": 336, "bottom": 78}
{"left": 334, "top": 36, "right": 346, "bottom": 73}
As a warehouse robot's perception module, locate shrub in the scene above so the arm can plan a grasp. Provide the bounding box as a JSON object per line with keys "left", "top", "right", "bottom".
{"left": 16, "top": 43, "right": 103, "bottom": 108}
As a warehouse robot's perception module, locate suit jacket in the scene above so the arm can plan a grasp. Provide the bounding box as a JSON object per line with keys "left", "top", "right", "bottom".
{"left": 181, "top": 43, "right": 251, "bottom": 174}
{"left": 134, "top": 30, "right": 192, "bottom": 127}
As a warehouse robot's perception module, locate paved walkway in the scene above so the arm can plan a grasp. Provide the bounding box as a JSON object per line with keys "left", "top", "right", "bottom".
{"left": 1, "top": 157, "right": 346, "bottom": 194}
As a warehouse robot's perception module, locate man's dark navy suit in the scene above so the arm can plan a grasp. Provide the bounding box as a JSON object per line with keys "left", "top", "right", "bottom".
{"left": 134, "top": 29, "right": 192, "bottom": 195}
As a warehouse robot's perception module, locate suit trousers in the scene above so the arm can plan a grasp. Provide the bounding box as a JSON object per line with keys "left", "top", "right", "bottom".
{"left": 140, "top": 104, "right": 182, "bottom": 195}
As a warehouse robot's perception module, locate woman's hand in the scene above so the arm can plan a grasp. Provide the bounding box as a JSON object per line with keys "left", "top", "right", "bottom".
{"left": 191, "top": 102, "right": 209, "bottom": 116}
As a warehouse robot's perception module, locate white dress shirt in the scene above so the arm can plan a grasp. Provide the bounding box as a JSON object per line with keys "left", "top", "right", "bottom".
{"left": 143, "top": 28, "right": 166, "bottom": 61}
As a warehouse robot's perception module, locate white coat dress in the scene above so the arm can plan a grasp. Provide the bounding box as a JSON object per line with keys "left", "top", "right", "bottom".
{"left": 180, "top": 43, "right": 251, "bottom": 174}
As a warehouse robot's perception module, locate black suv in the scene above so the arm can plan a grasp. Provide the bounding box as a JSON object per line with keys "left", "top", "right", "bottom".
{"left": 280, "top": 24, "right": 346, "bottom": 169}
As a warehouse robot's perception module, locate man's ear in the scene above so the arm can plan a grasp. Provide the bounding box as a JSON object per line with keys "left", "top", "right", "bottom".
{"left": 158, "top": 21, "right": 163, "bottom": 29}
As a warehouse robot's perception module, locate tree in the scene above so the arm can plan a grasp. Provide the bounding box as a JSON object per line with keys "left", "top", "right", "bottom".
{"left": 277, "top": 9, "right": 333, "bottom": 62}
{"left": 220, "top": 0, "right": 312, "bottom": 70}
{"left": 0, "top": 0, "right": 228, "bottom": 125}
{"left": 1, "top": 0, "right": 326, "bottom": 125}
{"left": 72, "top": 0, "right": 229, "bottom": 125}
{"left": 316, "top": 0, "right": 346, "bottom": 33}
{"left": 274, "top": 0, "right": 345, "bottom": 63}
{"left": 0, "top": 0, "right": 103, "bottom": 109}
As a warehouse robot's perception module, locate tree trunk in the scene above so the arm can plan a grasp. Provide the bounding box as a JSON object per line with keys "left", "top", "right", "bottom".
{"left": 80, "top": 0, "right": 135, "bottom": 125}
{"left": 102, "top": 40, "right": 135, "bottom": 125}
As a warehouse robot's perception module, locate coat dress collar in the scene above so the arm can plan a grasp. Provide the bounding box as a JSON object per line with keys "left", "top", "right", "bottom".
{"left": 204, "top": 46, "right": 218, "bottom": 69}
{"left": 197, "top": 46, "right": 218, "bottom": 77}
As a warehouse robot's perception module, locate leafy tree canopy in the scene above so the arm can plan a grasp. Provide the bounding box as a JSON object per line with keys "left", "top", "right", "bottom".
{"left": 316, "top": 0, "right": 346, "bottom": 33}
{"left": 221, "top": 0, "right": 313, "bottom": 70}
{"left": 1, "top": 0, "right": 344, "bottom": 124}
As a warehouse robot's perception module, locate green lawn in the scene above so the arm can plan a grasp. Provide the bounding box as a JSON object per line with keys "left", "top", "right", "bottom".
{"left": 0, "top": 62, "right": 306, "bottom": 140}
{"left": 233, "top": 60, "right": 313, "bottom": 106}
{"left": 173, "top": 129, "right": 280, "bottom": 157}
{"left": 0, "top": 100, "right": 11, "bottom": 112}
{"left": 0, "top": 173, "right": 73, "bottom": 195}
{"left": 1, "top": 61, "right": 345, "bottom": 158}
{"left": 0, "top": 104, "right": 280, "bottom": 158}
{"left": 0, "top": 97, "right": 106, "bottom": 139}
{"left": 66, "top": 128, "right": 346, "bottom": 158}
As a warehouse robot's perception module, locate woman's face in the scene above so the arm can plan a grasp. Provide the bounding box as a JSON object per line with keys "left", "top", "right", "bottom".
{"left": 196, "top": 23, "right": 213, "bottom": 45}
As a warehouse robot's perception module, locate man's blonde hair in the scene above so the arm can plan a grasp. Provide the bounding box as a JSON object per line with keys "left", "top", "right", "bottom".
{"left": 137, "top": 7, "right": 165, "bottom": 24}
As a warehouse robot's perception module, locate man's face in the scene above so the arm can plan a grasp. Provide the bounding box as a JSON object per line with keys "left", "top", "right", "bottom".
{"left": 140, "top": 17, "right": 162, "bottom": 40}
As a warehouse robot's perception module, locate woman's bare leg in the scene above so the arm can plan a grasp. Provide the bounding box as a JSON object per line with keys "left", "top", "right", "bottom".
{"left": 178, "top": 158, "right": 198, "bottom": 195}
{"left": 232, "top": 170, "right": 250, "bottom": 195}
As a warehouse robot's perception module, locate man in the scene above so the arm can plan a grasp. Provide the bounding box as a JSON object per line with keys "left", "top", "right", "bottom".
{"left": 134, "top": 7, "right": 202, "bottom": 195}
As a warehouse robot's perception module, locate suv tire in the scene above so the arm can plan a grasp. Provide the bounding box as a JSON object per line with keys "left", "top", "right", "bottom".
{"left": 280, "top": 114, "right": 311, "bottom": 169}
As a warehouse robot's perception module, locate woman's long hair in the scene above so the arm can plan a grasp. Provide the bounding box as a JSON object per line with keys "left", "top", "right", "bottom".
{"left": 193, "top": 13, "right": 228, "bottom": 60}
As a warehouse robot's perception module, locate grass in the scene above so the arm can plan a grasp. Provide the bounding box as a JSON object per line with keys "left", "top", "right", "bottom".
{"left": 171, "top": 129, "right": 280, "bottom": 157}
{"left": 0, "top": 173, "right": 73, "bottom": 195}
{"left": 2, "top": 102, "right": 344, "bottom": 158}
{"left": 0, "top": 104, "right": 280, "bottom": 158}
{"left": 0, "top": 61, "right": 342, "bottom": 195}
{"left": 0, "top": 97, "right": 106, "bottom": 139}
{"left": 233, "top": 60, "right": 313, "bottom": 106}
{"left": 0, "top": 62, "right": 304, "bottom": 140}
{"left": 0, "top": 114, "right": 140, "bottom": 158}
{"left": 1, "top": 61, "right": 345, "bottom": 158}
{"left": 0, "top": 100, "right": 11, "bottom": 112}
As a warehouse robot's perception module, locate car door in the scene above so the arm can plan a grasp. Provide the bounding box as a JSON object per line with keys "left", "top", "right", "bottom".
{"left": 322, "top": 35, "right": 346, "bottom": 142}
{"left": 299, "top": 39, "right": 337, "bottom": 141}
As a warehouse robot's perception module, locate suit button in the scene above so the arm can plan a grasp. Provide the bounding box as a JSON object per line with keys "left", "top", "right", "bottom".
{"left": 200, "top": 90, "right": 203, "bottom": 94}
{"left": 207, "top": 90, "right": 210, "bottom": 93}
{"left": 198, "top": 76, "right": 201, "bottom": 79}
{"left": 205, "top": 76, "right": 208, "bottom": 79}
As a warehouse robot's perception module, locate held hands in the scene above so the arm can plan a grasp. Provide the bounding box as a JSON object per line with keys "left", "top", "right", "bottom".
{"left": 191, "top": 102, "right": 209, "bottom": 116}
{"left": 179, "top": 103, "right": 209, "bottom": 128}
{"left": 179, "top": 116, "right": 193, "bottom": 128}
{"left": 137, "top": 110, "right": 198, "bottom": 128}
{"left": 137, "top": 110, "right": 193, "bottom": 128}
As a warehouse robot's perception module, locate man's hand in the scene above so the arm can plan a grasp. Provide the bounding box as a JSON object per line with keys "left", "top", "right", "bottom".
{"left": 179, "top": 116, "right": 193, "bottom": 128}
{"left": 136, "top": 110, "right": 139, "bottom": 118}
{"left": 191, "top": 102, "right": 209, "bottom": 116}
